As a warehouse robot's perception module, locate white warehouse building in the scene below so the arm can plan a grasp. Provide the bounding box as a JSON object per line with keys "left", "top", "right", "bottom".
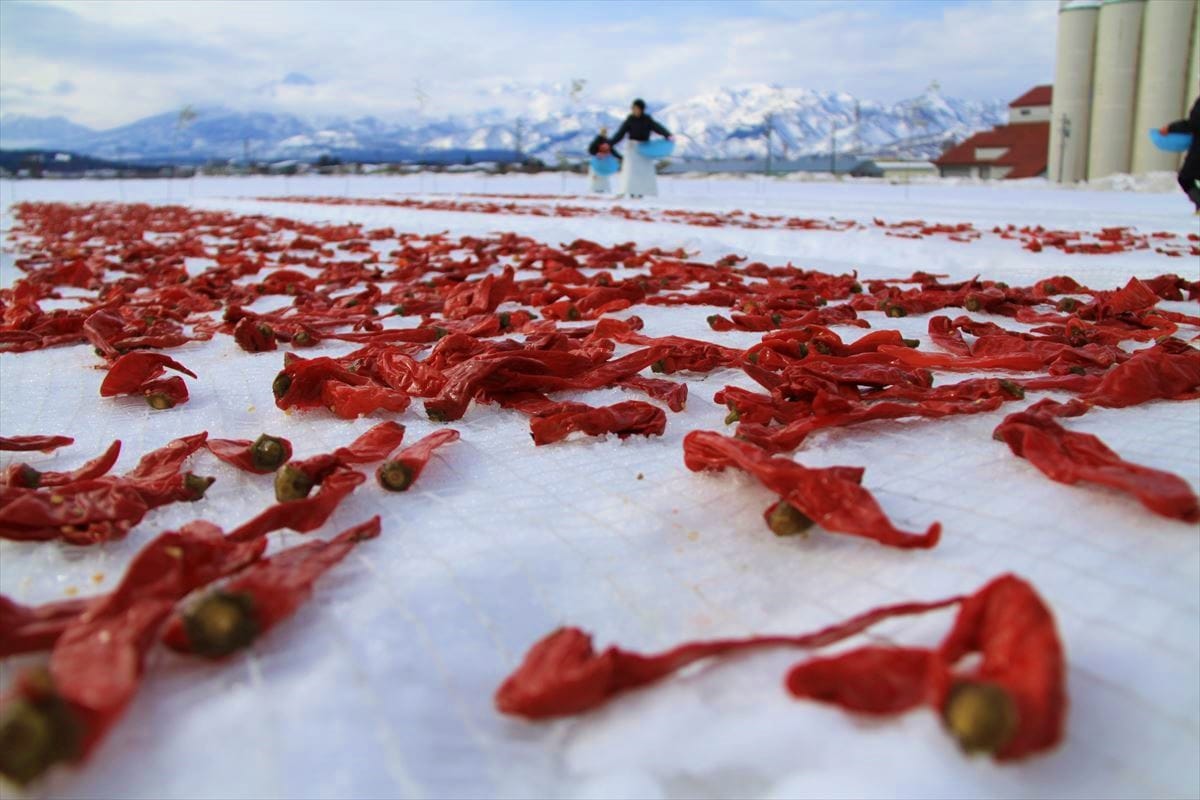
{"left": 1048, "top": 0, "right": 1200, "bottom": 183}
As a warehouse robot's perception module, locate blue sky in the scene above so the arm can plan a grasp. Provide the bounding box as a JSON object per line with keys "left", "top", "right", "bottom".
{"left": 0, "top": 0, "right": 1058, "bottom": 128}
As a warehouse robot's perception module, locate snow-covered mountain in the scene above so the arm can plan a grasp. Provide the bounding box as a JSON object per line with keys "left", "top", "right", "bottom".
{"left": 0, "top": 83, "right": 1006, "bottom": 163}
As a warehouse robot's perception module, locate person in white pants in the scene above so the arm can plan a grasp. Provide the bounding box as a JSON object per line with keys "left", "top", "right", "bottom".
{"left": 608, "top": 99, "right": 672, "bottom": 198}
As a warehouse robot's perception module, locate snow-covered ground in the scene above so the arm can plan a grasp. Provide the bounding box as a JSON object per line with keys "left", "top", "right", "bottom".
{"left": 1, "top": 174, "right": 1197, "bottom": 800}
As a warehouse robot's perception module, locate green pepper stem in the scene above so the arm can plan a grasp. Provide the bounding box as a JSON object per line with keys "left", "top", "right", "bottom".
{"left": 274, "top": 464, "right": 314, "bottom": 501}
{"left": 377, "top": 461, "right": 415, "bottom": 492}
{"left": 183, "top": 592, "right": 259, "bottom": 658}
{"left": 941, "top": 681, "right": 1018, "bottom": 756}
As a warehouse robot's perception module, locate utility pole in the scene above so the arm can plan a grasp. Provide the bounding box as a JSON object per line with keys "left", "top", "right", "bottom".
{"left": 764, "top": 112, "right": 773, "bottom": 175}
{"left": 853, "top": 100, "right": 861, "bottom": 157}
{"left": 514, "top": 118, "right": 526, "bottom": 160}
{"left": 168, "top": 105, "right": 197, "bottom": 199}
{"left": 830, "top": 124, "right": 837, "bottom": 175}
{"left": 413, "top": 79, "right": 430, "bottom": 113}
{"left": 1058, "top": 114, "right": 1070, "bottom": 183}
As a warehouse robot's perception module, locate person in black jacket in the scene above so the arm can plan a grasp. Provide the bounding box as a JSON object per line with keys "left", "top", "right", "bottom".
{"left": 587, "top": 126, "right": 619, "bottom": 193}
{"left": 587, "top": 127, "right": 622, "bottom": 161}
{"left": 609, "top": 99, "right": 672, "bottom": 198}
{"left": 609, "top": 99, "right": 672, "bottom": 148}
{"left": 1161, "top": 92, "right": 1200, "bottom": 212}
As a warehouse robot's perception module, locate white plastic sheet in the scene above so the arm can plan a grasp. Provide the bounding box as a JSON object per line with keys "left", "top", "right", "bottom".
{"left": 1, "top": 175, "right": 1197, "bottom": 799}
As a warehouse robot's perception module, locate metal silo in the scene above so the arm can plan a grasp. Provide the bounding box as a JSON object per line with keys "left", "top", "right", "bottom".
{"left": 1049, "top": 0, "right": 1101, "bottom": 182}
{"left": 1189, "top": 3, "right": 1200, "bottom": 114}
{"left": 1131, "top": 0, "right": 1196, "bottom": 174}
{"left": 1088, "top": 0, "right": 1146, "bottom": 179}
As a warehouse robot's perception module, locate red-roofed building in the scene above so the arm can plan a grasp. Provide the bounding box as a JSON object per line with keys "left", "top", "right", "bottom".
{"left": 935, "top": 85, "right": 1052, "bottom": 179}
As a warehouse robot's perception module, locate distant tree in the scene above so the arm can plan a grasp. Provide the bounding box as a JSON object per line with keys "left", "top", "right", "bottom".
{"left": 22, "top": 153, "right": 44, "bottom": 179}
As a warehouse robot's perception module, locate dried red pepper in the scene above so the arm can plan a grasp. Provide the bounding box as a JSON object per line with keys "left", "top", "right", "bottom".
{"left": 1080, "top": 340, "right": 1200, "bottom": 408}
{"left": 99, "top": 352, "right": 196, "bottom": 409}
{"left": 232, "top": 316, "right": 278, "bottom": 352}
{"left": 497, "top": 574, "right": 1064, "bottom": 761}
{"left": 530, "top": 401, "right": 667, "bottom": 446}
{"left": 789, "top": 574, "right": 1065, "bottom": 760}
{"left": 273, "top": 421, "right": 404, "bottom": 501}
{"left": 0, "top": 520, "right": 265, "bottom": 783}
{"left": 994, "top": 400, "right": 1200, "bottom": 522}
{"left": 206, "top": 434, "right": 293, "bottom": 474}
{"left": 377, "top": 430, "right": 460, "bottom": 491}
{"left": 162, "top": 516, "right": 380, "bottom": 658}
{"left": 1, "top": 441, "right": 121, "bottom": 489}
{"left": 683, "top": 431, "right": 940, "bottom": 548}
{"left": 231, "top": 468, "right": 366, "bottom": 542}
{"left": 0, "top": 596, "right": 89, "bottom": 657}
{"left": 0, "top": 436, "right": 74, "bottom": 453}
{"left": 0, "top": 433, "right": 211, "bottom": 544}
{"left": 272, "top": 354, "right": 409, "bottom": 418}
{"left": 618, "top": 375, "right": 688, "bottom": 412}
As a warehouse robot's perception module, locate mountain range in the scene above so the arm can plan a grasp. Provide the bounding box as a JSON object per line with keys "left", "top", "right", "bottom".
{"left": 0, "top": 83, "right": 1007, "bottom": 165}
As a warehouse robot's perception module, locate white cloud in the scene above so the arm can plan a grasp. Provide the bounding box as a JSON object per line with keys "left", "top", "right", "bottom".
{"left": 2, "top": 0, "right": 1056, "bottom": 127}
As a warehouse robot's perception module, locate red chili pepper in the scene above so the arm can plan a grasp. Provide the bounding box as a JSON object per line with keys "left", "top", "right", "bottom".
{"left": 423, "top": 346, "right": 669, "bottom": 422}
{"left": 683, "top": 431, "right": 940, "bottom": 548}
{"left": 272, "top": 354, "right": 409, "bottom": 418}
{"left": 0, "top": 481, "right": 158, "bottom": 544}
{"left": 99, "top": 352, "right": 196, "bottom": 409}
{"left": 993, "top": 400, "right": 1200, "bottom": 521}
{"left": 734, "top": 391, "right": 1010, "bottom": 453}
{"left": 792, "top": 574, "right": 1066, "bottom": 760}
{"left": 618, "top": 375, "right": 688, "bottom": 412}
{"left": 1080, "top": 340, "right": 1200, "bottom": 408}
{"left": 272, "top": 355, "right": 370, "bottom": 410}
{"left": 494, "top": 594, "right": 958, "bottom": 719}
{"left": 82, "top": 309, "right": 194, "bottom": 359}
{"left": 0, "top": 520, "right": 266, "bottom": 783}
{"left": 498, "top": 574, "right": 1064, "bottom": 761}
{"left": 442, "top": 268, "right": 515, "bottom": 319}
{"left": 0, "top": 436, "right": 74, "bottom": 452}
{"left": 0, "top": 595, "right": 90, "bottom": 657}
{"left": 162, "top": 516, "right": 380, "bottom": 658}
{"left": 205, "top": 434, "right": 293, "bottom": 474}
{"left": 321, "top": 381, "right": 411, "bottom": 419}
{"left": 232, "top": 317, "right": 278, "bottom": 352}
{"left": 0, "top": 433, "right": 211, "bottom": 544}
{"left": 230, "top": 468, "right": 366, "bottom": 542}
{"left": 274, "top": 422, "right": 404, "bottom": 501}
{"left": 530, "top": 401, "right": 667, "bottom": 445}
{"left": 123, "top": 432, "right": 209, "bottom": 485}
{"left": 331, "top": 421, "right": 408, "bottom": 463}
{"left": 376, "top": 429, "right": 460, "bottom": 491}
{"left": 2, "top": 441, "right": 121, "bottom": 489}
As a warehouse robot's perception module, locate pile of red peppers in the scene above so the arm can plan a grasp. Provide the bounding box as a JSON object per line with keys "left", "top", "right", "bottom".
{"left": 1, "top": 198, "right": 1197, "bottom": 784}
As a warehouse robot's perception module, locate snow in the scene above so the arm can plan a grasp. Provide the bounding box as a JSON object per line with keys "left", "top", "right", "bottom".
{"left": 0, "top": 173, "right": 1197, "bottom": 800}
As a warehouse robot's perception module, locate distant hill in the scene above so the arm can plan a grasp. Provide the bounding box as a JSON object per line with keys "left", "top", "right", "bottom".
{"left": 0, "top": 83, "right": 1007, "bottom": 165}
{"left": 0, "top": 115, "right": 96, "bottom": 149}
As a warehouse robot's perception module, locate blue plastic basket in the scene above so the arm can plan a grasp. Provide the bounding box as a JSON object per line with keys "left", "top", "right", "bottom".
{"left": 1149, "top": 128, "right": 1193, "bottom": 153}
{"left": 637, "top": 139, "right": 676, "bottom": 158}
{"left": 590, "top": 155, "right": 620, "bottom": 176}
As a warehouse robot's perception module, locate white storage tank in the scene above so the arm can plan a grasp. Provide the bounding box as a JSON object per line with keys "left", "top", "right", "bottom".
{"left": 1049, "top": 0, "right": 1101, "bottom": 182}
{"left": 1088, "top": 0, "right": 1146, "bottom": 179}
{"left": 1131, "top": 0, "right": 1197, "bottom": 174}
{"left": 1189, "top": 3, "right": 1200, "bottom": 117}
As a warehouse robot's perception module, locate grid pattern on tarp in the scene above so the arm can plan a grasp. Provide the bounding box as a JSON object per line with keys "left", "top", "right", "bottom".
{"left": 0, "top": 175, "right": 1197, "bottom": 800}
